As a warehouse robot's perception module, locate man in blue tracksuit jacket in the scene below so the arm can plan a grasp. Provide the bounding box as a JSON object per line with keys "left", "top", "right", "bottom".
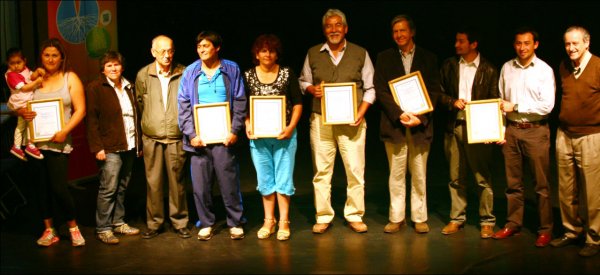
{"left": 177, "top": 30, "right": 247, "bottom": 241}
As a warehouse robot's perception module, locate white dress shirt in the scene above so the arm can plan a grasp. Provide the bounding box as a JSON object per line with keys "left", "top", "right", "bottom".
{"left": 573, "top": 51, "right": 592, "bottom": 79}
{"left": 156, "top": 62, "right": 172, "bottom": 111}
{"left": 456, "top": 54, "right": 480, "bottom": 120}
{"left": 106, "top": 76, "right": 136, "bottom": 150}
{"left": 499, "top": 55, "right": 555, "bottom": 122}
{"left": 458, "top": 53, "right": 480, "bottom": 102}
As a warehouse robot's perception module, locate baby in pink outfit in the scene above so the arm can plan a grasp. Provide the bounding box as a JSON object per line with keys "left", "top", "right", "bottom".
{"left": 4, "top": 47, "right": 45, "bottom": 161}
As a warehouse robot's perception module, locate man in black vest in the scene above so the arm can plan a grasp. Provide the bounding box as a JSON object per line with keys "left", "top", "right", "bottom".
{"left": 299, "top": 8, "right": 376, "bottom": 234}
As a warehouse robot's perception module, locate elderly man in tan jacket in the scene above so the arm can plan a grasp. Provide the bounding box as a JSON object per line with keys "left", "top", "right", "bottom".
{"left": 136, "top": 35, "right": 190, "bottom": 239}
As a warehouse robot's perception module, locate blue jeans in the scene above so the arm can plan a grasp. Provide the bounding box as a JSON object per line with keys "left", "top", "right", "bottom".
{"left": 96, "top": 150, "right": 135, "bottom": 233}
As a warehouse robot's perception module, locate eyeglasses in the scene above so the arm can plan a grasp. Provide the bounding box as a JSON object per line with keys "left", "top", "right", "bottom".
{"left": 153, "top": 49, "right": 174, "bottom": 57}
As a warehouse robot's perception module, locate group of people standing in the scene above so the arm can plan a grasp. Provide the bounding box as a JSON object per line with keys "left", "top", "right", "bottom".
{"left": 5, "top": 8, "right": 598, "bottom": 258}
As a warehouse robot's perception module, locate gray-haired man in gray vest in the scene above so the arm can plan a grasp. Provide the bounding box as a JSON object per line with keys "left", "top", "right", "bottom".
{"left": 299, "top": 8, "right": 376, "bottom": 234}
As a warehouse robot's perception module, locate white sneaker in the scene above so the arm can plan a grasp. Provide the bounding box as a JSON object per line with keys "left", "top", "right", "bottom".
{"left": 230, "top": 226, "right": 244, "bottom": 240}
{"left": 197, "top": 227, "right": 213, "bottom": 241}
{"left": 113, "top": 223, "right": 140, "bottom": 235}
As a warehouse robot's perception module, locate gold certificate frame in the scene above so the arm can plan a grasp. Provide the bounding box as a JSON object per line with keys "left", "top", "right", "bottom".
{"left": 250, "top": 96, "right": 286, "bottom": 138}
{"left": 193, "top": 102, "right": 231, "bottom": 144}
{"left": 465, "top": 98, "right": 504, "bottom": 144}
{"left": 27, "top": 97, "right": 65, "bottom": 142}
{"left": 321, "top": 82, "right": 357, "bottom": 125}
{"left": 388, "top": 71, "right": 433, "bottom": 115}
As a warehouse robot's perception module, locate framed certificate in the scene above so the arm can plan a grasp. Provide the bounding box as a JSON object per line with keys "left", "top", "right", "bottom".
{"left": 388, "top": 71, "right": 433, "bottom": 115}
{"left": 27, "top": 98, "right": 64, "bottom": 142}
{"left": 193, "top": 102, "right": 231, "bottom": 144}
{"left": 321, "top": 82, "right": 357, "bottom": 125}
{"left": 465, "top": 99, "right": 504, "bottom": 144}
{"left": 250, "top": 96, "right": 286, "bottom": 138}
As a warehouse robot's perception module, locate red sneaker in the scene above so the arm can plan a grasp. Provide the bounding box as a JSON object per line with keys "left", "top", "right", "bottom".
{"left": 37, "top": 228, "right": 60, "bottom": 247}
{"left": 69, "top": 226, "right": 86, "bottom": 247}
{"left": 25, "top": 143, "right": 44, "bottom": 159}
{"left": 10, "top": 145, "right": 27, "bottom": 161}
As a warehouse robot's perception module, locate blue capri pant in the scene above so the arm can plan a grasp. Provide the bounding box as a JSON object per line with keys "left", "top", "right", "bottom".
{"left": 249, "top": 129, "right": 297, "bottom": 196}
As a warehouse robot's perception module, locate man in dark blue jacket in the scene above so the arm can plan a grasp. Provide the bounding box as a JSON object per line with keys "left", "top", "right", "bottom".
{"left": 177, "top": 30, "right": 247, "bottom": 241}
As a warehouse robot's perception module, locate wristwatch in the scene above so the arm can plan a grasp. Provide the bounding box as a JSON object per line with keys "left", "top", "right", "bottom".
{"left": 514, "top": 104, "right": 519, "bottom": 113}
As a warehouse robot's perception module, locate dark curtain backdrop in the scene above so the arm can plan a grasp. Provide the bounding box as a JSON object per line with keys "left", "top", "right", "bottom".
{"left": 116, "top": 0, "right": 599, "bottom": 83}
{"left": 116, "top": 0, "right": 599, "bottom": 157}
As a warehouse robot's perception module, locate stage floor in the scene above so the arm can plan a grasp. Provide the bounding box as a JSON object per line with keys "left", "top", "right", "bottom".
{"left": 1, "top": 126, "right": 597, "bottom": 274}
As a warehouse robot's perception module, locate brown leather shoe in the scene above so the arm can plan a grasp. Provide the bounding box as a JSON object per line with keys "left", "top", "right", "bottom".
{"left": 414, "top": 222, "right": 429, "bottom": 233}
{"left": 312, "top": 223, "right": 330, "bottom": 234}
{"left": 441, "top": 222, "right": 463, "bottom": 235}
{"left": 480, "top": 225, "right": 494, "bottom": 239}
{"left": 383, "top": 221, "right": 405, "bottom": 233}
{"left": 348, "top": 221, "right": 368, "bottom": 233}
{"left": 550, "top": 234, "right": 580, "bottom": 247}
{"left": 492, "top": 227, "right": 518, "bottom": 239}
{"left": 579, "top": 244, "right": 600, "bottom": 257}
{"left": 535, "top": 233, "right": 552, "bottom": 247}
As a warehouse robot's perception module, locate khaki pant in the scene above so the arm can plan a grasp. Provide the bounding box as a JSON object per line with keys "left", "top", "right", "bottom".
{"left": 385, "top": 128, "right": 430, "bottom": 223}
{"left": 142, "top": 136, "right": 189, "bottom": 230}
{"left": 444, "top": 122, "right": 495, "bottom": 226}
{"left": 556, "top": 129, "right": 600, "bottom": 244}
{"left": 310, "top": 113, "right": 366, "bottom": 223}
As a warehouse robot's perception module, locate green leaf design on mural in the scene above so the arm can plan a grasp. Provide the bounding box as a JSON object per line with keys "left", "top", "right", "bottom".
{"left": 86, "top": 26, "right": 111, "bottom": 58}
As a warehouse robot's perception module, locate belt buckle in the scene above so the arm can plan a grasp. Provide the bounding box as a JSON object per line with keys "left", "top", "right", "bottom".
{"left": 517, "top": 122, "right": 533, "bottom": 129}
{"left": 516, "top": 122, "right": 536, "bottom": 129}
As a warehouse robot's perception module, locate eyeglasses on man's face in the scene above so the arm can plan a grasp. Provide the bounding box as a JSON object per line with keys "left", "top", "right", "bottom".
{"left": 153, "top": 48, "right": 175, "bottom": 57}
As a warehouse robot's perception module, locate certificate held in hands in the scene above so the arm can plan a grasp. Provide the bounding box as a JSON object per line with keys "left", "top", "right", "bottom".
{"left": 250, "top": 96, "right": 286, "bottom": 138}
{"left": 465, "top": 98, "right": 504, "bottom": 144}
{"left": 27, "top": 98, "right": 65, "bottom": 142}
{"left": 388, "top": 71, "right": 433, "bottom": 115}
{"left": 320, "top": 82, "right": 357, "bottom": 125}
{"left": 193, "top": 102, "right": 231, "bottom": 144}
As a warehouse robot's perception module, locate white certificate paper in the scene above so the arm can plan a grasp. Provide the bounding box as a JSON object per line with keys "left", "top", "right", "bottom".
{"left": 321, "top": 82, "right": 357, "bottom": 125}
{"left": 28, "top": 98, "right": 64, "bottom": 142}
{"left": 388, "top": 71, "right": 433, "bottom": 115}
{"left": 251, "top": 96, "right": 285, "bottom": 138}
{"left": 466, "top": 99, "right": 504, "bottom": 144}
{"left": 194, "top": 102, "right": 230, "bottom": 144}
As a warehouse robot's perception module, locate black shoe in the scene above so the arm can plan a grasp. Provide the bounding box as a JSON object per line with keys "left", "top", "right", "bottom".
{"left": 550, "top": 235, "right": 579, "bottom": 248}
{"left": 176, "top": 227, "right": 191, "bottom": 239}
{"left": 141, "top": 229, "right": 159, "bottom": 239}
{"left": 579, "top": 244, "right": 599, "bottom": 257}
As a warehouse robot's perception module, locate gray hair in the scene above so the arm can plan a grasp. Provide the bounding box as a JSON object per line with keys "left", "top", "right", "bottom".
{"left": 565, "top": 26, "right": 591, "bottom": 43}
{"left": 322, "top": 9, "right": 347, "bottom": 27}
